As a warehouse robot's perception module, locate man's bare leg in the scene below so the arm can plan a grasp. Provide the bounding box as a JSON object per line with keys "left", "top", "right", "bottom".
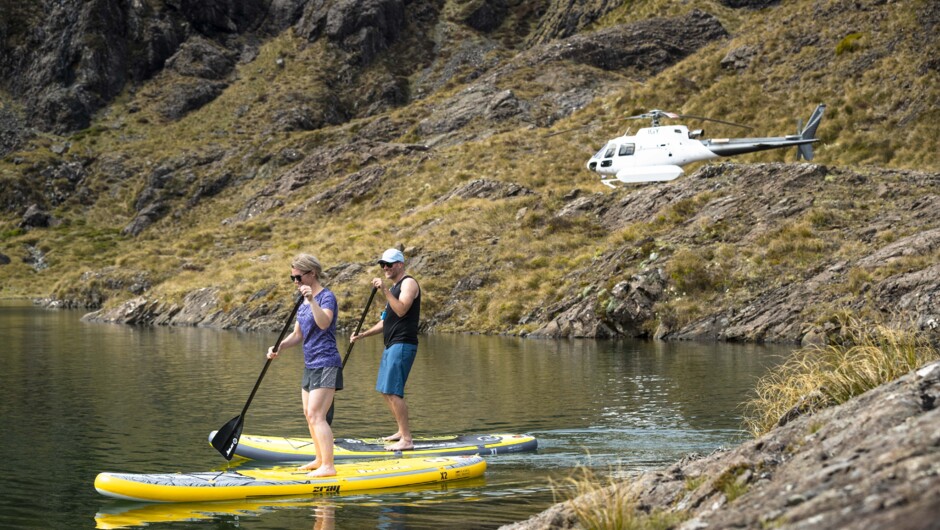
{"left": 382, "top": 394, "right": 413, "bottom": 450}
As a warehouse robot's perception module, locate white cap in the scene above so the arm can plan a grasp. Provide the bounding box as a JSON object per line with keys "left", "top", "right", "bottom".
{"left": 378, "top": 248, "right": 404, "bottom": 264}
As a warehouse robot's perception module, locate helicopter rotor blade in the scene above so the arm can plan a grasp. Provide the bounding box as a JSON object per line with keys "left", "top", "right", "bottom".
{"left": 544, "top": 108, "right": 753, "bottom": 137}
{"left": 544, "top": 123, "right": 592, "bottom": 137}
{"left": 676, "top": 114, "right": 753, "bottom": 130}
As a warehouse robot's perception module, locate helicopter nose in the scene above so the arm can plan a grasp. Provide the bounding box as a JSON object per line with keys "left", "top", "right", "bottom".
{"left": 587, "top": 161, "right": 597, "bottom": 171}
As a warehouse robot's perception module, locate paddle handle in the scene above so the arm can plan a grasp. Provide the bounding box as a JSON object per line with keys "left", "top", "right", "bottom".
{"left": 238, "top": 294, "right": 304, "bottom": 418}
{"left": 341, "top": 286, "right": 378, "bottom": 367}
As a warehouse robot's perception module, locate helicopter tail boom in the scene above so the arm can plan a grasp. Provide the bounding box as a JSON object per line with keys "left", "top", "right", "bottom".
{"left": 701, "top": 103, "right": 826, "bottom": 160}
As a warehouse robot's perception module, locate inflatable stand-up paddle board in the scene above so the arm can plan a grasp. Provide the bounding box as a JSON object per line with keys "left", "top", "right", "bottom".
{"left": 95, "top": 455, "right": 485, "bottom": 503}
{"left": 211, "top": 431, "right": 537, "bottom": 461}
{"left": 95, "top": 477, "right": 488, "bottom": 529}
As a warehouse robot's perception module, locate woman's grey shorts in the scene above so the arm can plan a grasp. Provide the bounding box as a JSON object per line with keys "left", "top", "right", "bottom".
{"left": 302, "top": 366, "right": 343, "bottom": 391}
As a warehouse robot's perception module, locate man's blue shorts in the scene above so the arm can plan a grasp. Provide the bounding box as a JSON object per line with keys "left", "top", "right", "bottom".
{"left": 376, "top": 343, "right": 417, "bottom": 397}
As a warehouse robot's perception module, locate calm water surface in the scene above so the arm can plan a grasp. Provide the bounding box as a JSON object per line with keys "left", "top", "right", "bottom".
{"left": 0, "top": 301, "right": 791, "bottom": 529}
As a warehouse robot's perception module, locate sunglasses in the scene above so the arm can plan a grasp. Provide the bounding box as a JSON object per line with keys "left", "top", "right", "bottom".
{"left": 290, "top": 270, "right": 313, "bottom": 282}
{"left": 378, "top": 261, "right": 397, "bottom": 269}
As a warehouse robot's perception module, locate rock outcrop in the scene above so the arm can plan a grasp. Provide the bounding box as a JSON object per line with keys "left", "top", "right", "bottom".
{"left": 503, "top": 360, "right": 940, "bottom": 530}
{"left": 531, "top": 164, "right": 940, "bottom": 344}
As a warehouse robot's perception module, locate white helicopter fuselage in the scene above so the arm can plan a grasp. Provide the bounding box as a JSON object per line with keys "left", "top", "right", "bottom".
{"left": 586, "top": 104, "right": 826, "bottom": 187}
{"left": 588, "top": 125, "right": 719, "bottom": 184}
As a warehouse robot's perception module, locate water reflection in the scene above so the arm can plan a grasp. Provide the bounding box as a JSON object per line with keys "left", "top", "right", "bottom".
{"left": 0, "top": 301, "right": 789, "bottom": 529}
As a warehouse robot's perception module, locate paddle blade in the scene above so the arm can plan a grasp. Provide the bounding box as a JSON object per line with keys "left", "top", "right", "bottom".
{"left": 210, "top": 415, "right": 244, "bottom": 460}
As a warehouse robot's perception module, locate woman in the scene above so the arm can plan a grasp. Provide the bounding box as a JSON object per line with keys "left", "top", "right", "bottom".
{"left": 266, "top": 254, "right": 341, "bottom": 477}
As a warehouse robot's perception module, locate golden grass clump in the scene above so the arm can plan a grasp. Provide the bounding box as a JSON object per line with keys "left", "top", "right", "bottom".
{"left": 553, "top": 466, "right": 687, "bottom": 530}
{"left": 743, "top": 318, "right": 940, "bottom": 436}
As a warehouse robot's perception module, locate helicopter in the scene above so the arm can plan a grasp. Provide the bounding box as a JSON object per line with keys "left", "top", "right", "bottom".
{"left": 583, "top": 104, "right": 826, "bottom": 187}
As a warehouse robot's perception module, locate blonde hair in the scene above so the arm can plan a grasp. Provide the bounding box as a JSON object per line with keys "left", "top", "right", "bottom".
{"left": 291, "top": 253, "right": 326, "bottom": 281}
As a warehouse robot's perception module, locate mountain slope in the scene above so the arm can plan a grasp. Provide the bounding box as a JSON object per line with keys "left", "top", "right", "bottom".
{"left": 1, "top": 0, "right": 938, "bottom": 342}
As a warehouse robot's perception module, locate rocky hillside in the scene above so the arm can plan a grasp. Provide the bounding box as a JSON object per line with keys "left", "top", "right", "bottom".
{"left": 1, "top": 0, "right": 938, "bottom": 342}
{"left": 503, "top": 359, "right": 940, "bottom": 530}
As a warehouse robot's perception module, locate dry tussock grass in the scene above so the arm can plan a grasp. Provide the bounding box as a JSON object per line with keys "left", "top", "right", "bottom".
{"left": 743, "top": 317, "right": 939, "bottom": 436}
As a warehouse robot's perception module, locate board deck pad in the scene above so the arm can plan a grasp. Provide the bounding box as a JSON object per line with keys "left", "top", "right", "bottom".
{"left": 211, "top": 431, "right": 538, "bottom": 461}
{"left": 95, "top": 455, "right": 486, "bottom": 503}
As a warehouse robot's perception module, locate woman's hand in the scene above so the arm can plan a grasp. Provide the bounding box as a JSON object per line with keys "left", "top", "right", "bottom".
{"left": 298, "top": 284, "right": 313, "bottom": 301}
{"left": 266, "top": 346, "right": 279, "bottom": 360}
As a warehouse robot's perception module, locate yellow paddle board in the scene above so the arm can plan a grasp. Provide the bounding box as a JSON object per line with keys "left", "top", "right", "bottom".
{"left": 212, "top": 431, "right": 538, "bottom": 461}
{"left": 95, "top": 478, "right": 488, "bottom": 529}
{"left": 95, "top": 455, "right": 485, "bottom": 503}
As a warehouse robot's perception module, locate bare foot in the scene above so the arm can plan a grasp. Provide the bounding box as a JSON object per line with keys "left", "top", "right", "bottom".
{"left": 383, "top": 432, "right": 402, "bottom": 442}
{"left": 307, "top": 465, "right": 336, "bottom": 477}
{"left": 298, "top": 459, "right": 320, "bottom": 471}
{"left": 384, "top": 439, "right": 414, "bottom": 451}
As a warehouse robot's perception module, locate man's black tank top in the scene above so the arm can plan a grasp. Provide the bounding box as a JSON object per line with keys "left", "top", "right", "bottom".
{"left": 383, "top": 275, "right": 420, "bottom": 347}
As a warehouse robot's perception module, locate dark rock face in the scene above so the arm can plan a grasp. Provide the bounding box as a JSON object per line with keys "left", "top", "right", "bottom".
{"left": 1, "top": 0, "right": 184, "bottom": 132}
{"left": 0, "top": 0, "right": 307, "bottom": 134}
{"left": 526, "top": 0, "right": 623, "bottom": 45}
{"left": 164, "top": 36, "right": 237, "bottom": 79}
{"left": 19, "top": 204, "right": 55, "bottom": 229}
{"left": 719, "top": 0, "right": 780, "bottom": 8}
{"left": 538, "top": 10, "right": 729, "bottom": 73}
{"left": 504, "top": 360, "right": 940, "bottom": 530}
{"left": 0, "top": 99, "right": 30, "bottom": 157}
{"left": 156, "top": 79, "right": 229, "bottom": 120}
{"left": 461, "top": 0, "right": 508, "bottom": 33}
{"left": 295, "top": 0, "right": 406, "bottom": 65}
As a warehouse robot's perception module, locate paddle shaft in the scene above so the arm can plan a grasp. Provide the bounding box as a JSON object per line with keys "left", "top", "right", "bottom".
{"left": 342, "top": 286, "right": 378, "bottom": 368}
{"left": 326, "top": 286, "right": 378, "bottom": 425}
{"left": 237, "top": 294, "right": 304, "bottom": 419}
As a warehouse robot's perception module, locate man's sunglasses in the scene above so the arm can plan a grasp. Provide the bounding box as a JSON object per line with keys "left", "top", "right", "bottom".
{"left": 378, "top": 262, "right": 397, "bottom": 269}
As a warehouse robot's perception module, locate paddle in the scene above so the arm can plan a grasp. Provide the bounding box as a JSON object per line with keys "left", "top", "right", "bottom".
{"left": 211, "top": 294, "right": 304, "bottom": 460}
{"left": 326, "top": 286, "right": 378, "bottom": 425}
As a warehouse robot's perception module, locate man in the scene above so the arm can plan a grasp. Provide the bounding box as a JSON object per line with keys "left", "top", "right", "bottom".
{"left": 350, "top": 248, "right": 421, "bottom": 451}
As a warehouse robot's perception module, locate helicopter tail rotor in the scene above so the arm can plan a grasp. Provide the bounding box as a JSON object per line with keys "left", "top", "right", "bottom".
{"left": 796, "top": 103, "right": 826, "bottom": 160}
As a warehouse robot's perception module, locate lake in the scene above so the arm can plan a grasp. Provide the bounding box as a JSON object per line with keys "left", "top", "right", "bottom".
{"left": 0, "top": 300, "right": 790, "bottom": 529}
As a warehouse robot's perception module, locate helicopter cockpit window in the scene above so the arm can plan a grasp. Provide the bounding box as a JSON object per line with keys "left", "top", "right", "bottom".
{"left": 603, "top": 146, "right": 616, "bottom": 158}
{"left": 618, "top": 143, "right": 635, "bottom": 156}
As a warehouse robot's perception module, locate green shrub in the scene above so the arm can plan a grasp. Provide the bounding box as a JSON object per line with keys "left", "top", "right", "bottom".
{"left": 835, "top": 33, "right": 864, "bottom": 55}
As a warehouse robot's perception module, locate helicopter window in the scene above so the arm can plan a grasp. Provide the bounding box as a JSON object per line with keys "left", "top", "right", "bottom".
{"left": 618, "top": 143, "right": 635, "bottom": 156}
{"left": 603, "top": 147, "right": 615, "bottom": 158}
